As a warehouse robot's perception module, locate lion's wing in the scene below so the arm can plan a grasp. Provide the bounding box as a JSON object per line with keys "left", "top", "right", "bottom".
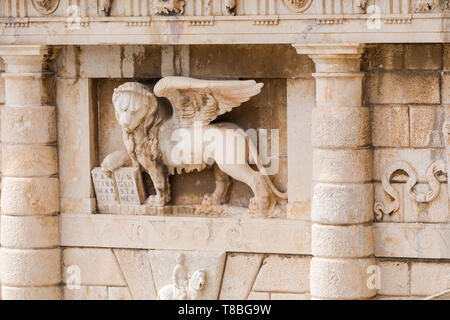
{"left": 153, "top": 76, "right": 264, "bottom": 128}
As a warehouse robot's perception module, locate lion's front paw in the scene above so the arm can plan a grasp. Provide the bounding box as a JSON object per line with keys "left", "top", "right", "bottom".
{"left": 146, "top": 195, "right": 167, "bottom": 207}
{"left": 101, "top": 150, "right": 130, "bottom": 174}
{"left": 248, "top": 196, "right": 275, "bottom": 218}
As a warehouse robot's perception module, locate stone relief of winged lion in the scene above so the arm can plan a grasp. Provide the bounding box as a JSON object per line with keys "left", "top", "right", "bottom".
{"left": 101, "top": 77, "right": 287, "bottom": 217}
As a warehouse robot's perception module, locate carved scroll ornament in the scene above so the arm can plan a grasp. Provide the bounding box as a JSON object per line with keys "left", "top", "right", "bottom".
{"left": 374, "top": 160, "right": 448, "bottom": 221}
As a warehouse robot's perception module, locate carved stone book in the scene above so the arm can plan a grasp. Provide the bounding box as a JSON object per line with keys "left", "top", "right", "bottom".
{"left": 91, "top": 167, "right": 119, "bottom": 208}
{"left": 114, "top": 167, "right": 146, "bottom": 205}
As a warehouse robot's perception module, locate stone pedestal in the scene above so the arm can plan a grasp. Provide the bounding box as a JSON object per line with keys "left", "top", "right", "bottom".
{"left": 294, "top": 44, "right": 375, "bottom": 300}
{"left": 0, "top": 45, "right": 61, "bottom": 300}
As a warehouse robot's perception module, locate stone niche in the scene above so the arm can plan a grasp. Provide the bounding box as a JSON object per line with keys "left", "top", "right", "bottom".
{"left": 96, "top": 77, "right": 287, "bottom": 209}
{"left": 86, "top": 44, "right": 313, "bottom": 217}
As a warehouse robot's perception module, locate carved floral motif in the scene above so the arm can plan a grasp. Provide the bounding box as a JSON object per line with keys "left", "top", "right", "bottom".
{"left": 32, "top": 0, "right": 60, "bottom": 15}
{"left": 282, "top": 0, "right": 313, "bottom": 13}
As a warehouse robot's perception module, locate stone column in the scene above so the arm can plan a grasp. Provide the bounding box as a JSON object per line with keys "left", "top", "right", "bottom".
{"left": 0, "top": 45, "right": 61, "bottom": 300}
{"left": 293, "top": 44, "right": 375, "bottom": 300}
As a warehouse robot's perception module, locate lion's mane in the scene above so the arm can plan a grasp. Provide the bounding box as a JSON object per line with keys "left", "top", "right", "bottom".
{"left": 113, "top": 82, "right": 164, "bottom": 164}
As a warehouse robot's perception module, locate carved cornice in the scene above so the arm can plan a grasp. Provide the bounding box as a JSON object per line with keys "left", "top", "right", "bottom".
{"left": 0, "top": 0, "right": 449, "bottom": 45}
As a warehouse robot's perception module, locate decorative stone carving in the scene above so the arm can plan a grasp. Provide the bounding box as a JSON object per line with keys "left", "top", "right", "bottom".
{"left": 32, "top": 0, "right": 60, "bottom": 15}
{"left": 114, "top": 167, "right": 146, "bottom": 205}
{"left": 91, "top": 167, "right": 119, "bottom": 208}
{"left": 157, "top": 254, "right": 206, "bottom": 300}
{"left": 224, "top": 0, "right": 237, "bottom": 16}
{"left": 152, "top": 0, "right": 186, "bottom": 16}
{"left": 101, "top": 78, "right": 288, "bottom": 217}
{"left": 98, "top": 0, "right": 113, "bottom": 17}
{"left": 355, "top": 0, "right": 368, "bottom": 13}
{"left": 374, "top": 160, "right": 447, "bottom": 221}
{"left": 414, "top": 0, "right": 439, "bottom": 12}
{"left": 282, "top": 0, "right": 313, "bottom": 13}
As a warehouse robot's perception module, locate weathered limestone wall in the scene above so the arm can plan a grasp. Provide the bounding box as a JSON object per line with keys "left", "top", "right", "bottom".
{"left": 0, "top": 43, "right": 448, "bottom": 300}
{"left": 366, "top": 44, "right": 450, "bottom": 299}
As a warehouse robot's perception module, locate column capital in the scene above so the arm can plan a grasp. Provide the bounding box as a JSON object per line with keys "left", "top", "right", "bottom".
{"left": 0, "top": 45, "right": 48, "bottom": 57}
{"left": 0, "top": 45, "right": 48, "bottom": 73}
{"left": 292, "top": 43, "right": 365, "bottom": 56}
{"left": 292, "top": 43, "right": 365, "bottom": 73}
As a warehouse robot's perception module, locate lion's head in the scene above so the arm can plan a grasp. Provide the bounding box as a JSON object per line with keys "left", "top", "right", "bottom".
{"left": 112, "top": 82, "right": 158, "bottom": 131}
{"left": 113, "top": 82, "right": 164, "bottom": 162}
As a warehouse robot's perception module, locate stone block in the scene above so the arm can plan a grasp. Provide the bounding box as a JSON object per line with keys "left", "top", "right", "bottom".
{"left": 444, "top": 44, "right": 450, "bottom": 71}
{"left": 108, "top": 287, "right": 132, "bottom": 300}
{"left": 377, "top": 261, "right": 409, "bottom": 296}
{"left": 405, "top": 44, "right": 443, "bottom": 70}
{"left": 366, "top": 73, "right": 440, "bottom": 104}
{"left": 410, "top": 106, "right": 445, "bottom": 148}
{"left": 1, "top": 215, "right": 59, "bottom": 249}
{"left": 443, "top": 73, "right": 450, "bottom": 105}
{"left": 374, "top": 223, "right": 450, "bottom": 259}
{"left": 0, "top": 248, "right": 61, "bottom": 286}
{"left": 287, "top": 78, "right": 315, "bottom": 204}
{"left": 3, "top": 75, "right": 53, "bottom": 106}
{"left": 63, "top": 248, "right": 126, "bottom": 286}
{"left": 56, "top": 78, "right": 96, "bottom": 201}
{"left": 219, "top": 253, "right": 263, "bottom": 300}
{"left": 2, "top": 286, "right": 62, "bottom": 300}
{"left": 411, "top": 263, "right": 450, "bottom": 296}
{"left": 312, "top": 224, "right": 374, "bottom": 258}
{"left": 270, "top": 293, "right": 311, "bottom": 300}
{"left": 247, "top": 291, "right": 269, "bottom": 300}
{"left": 1, "top": 177, "right": 59, "bottom": 215}
{"left": 190, "top": 45, "right": 314, "bottom": 78}
{"left": 310, "top": 257, "right": 376, "bottom": 299}
{"left": 371, "top": 44, "right": 404, "bottom": 71}
{"left": 252, "top": 255, "right": 310, "bottom": 293}
{"left": 1, "top": 106, "right": 56, "bottom": 144}
{"left": 113, "top": 249, "right": 157, "bottom": 300}
{"left": 313, "top": 149, "right": 372, "bottom": 183}
{"left": 312, "top": 107, "right": 371, "bottom": 148}
{"left": 2, "top": 145, "right": 58, "bottom": 177}
{"left": 314, "top": 75, "right": 363, "bottom": 108}
{"left": 371, "top": 105, "right": 409, "bottom": 147}
{"left": 287, "top": 201, "right": 311, "bottom": 221}
{"left": 64, "top": 286, "right": 108, "bottom": 300}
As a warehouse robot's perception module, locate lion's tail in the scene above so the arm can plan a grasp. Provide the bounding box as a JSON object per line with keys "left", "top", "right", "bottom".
{"left": 245, "top": 134, "right": 288, "bottom": 200}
